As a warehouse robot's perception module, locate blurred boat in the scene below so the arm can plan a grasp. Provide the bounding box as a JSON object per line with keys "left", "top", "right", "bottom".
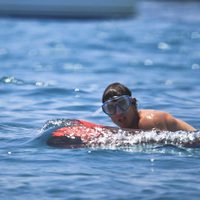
{"left": 0, "top": 0, "right": 136, "bottom": 19}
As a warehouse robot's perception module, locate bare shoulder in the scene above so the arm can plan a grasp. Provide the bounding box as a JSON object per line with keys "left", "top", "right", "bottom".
{"left": 138, "top": 109, "right": 196, "bottom": 131}
{"left": 138, "top": 109, "right": 169, "bottom": 130}
{"left": 139, "top": 109, "right": 170, "bottom": 120}
{"left": 157, "top": 111, "right": 197, "bottom": 131}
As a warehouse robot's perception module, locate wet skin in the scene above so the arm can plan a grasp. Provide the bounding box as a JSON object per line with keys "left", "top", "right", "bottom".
{"left": 109, "top": 99, "right": 196, "bottom": 132}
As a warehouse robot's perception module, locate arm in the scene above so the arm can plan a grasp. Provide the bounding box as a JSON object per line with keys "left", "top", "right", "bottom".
{"left": 165, "top": 113, "right": 197, "bottom": 132}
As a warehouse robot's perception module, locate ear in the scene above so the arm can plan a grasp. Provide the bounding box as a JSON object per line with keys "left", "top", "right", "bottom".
{"left": 131, "top": 98, "right": 137, "bottom": 108}
{"left": 131, "top": 98, "right": 136, "bottom": 104}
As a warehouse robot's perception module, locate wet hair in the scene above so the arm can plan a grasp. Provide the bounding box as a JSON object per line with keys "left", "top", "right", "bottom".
{"left": 102, "top": 82, "right": 132, "bottom": 102}
{"left": 102, "top": 82, "right": 138, "bottom": 109}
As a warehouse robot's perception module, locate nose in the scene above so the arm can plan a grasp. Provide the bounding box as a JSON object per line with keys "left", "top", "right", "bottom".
{"left": 113, "top": 106, "right": 123, "bottom": 118}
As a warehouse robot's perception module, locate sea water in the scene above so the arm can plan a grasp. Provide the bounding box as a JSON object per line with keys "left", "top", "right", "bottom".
{"left": 1, "top": 0, "right": 200, "bottom": 199}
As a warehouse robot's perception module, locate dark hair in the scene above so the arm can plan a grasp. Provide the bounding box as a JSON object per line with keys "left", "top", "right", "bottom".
{"left": 102, "top": 82, "right": 132, "bottom": 103}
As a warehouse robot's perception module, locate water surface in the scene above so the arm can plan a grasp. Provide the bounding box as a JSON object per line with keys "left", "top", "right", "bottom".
{"left": 1, "top": 1, "right": 200, "bottom": 199}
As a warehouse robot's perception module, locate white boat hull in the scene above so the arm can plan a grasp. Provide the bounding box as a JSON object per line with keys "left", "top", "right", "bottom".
{"left": 0, "top": 0, "right": 136, "bottom": 18}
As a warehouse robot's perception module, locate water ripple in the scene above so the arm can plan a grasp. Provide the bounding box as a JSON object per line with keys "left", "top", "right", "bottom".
{"left": 0, "top": 76, "right": 49, "bottom": 87}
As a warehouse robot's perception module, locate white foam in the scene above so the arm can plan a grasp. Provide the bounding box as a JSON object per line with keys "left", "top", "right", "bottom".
{"left": 88, "top": 128, "right": 200, "bottom": 149}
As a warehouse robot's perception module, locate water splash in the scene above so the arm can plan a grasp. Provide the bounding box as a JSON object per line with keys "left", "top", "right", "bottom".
{"left": 89, "top": 129, "right": 200, "bottom": 149}
{"left": 1, "top": 76, "right": 24, "bottom": 85}
{"left": 40, "top": 119, "right": 79, "bottom": 132}
{"left": 0, "top": 76, "right": 50, "bottom": 87}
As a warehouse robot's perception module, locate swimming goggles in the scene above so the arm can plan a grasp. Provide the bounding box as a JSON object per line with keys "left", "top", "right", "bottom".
{"left": 102, "top": 95, "right": 131, "bottom": 116}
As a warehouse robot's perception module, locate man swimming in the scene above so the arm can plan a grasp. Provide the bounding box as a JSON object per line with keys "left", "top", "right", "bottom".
{"left": 102, "top": 82, "right": 196, "bottom": 132}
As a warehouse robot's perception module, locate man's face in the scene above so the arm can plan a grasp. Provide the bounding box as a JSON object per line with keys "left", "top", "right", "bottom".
{"left": 102, "top": 95, "right": 138, "bottom": 128}
{"left": 110, "top": 103, "right": 138, "bottom": 128}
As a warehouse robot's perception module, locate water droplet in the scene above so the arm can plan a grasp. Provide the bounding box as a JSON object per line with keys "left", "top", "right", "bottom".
{"left": 165, "top": 80, "right": 173, "bottom": 85}
{"left": 158, "top": 42, "right": 170, "bottom": 50}
{"left": 35, "top": 81, "right": 45, "bottom": 87}
{"left": 144, "top": 59, "right": 153, "bottom": 66}
{"left": 150, "top": 158, "right": 154, "bottom": 162}
{"left": 191, "top": 63, "right": 200, "bottom": 70}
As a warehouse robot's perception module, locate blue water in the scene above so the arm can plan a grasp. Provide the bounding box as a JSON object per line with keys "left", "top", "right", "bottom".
{"left": 1, "top": 0, "right": 200, "bottom": 199}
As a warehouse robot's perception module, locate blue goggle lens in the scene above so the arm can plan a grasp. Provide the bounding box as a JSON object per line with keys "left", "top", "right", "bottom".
{"left": 102, "top": 95, "right": 131, "bottom": 116}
